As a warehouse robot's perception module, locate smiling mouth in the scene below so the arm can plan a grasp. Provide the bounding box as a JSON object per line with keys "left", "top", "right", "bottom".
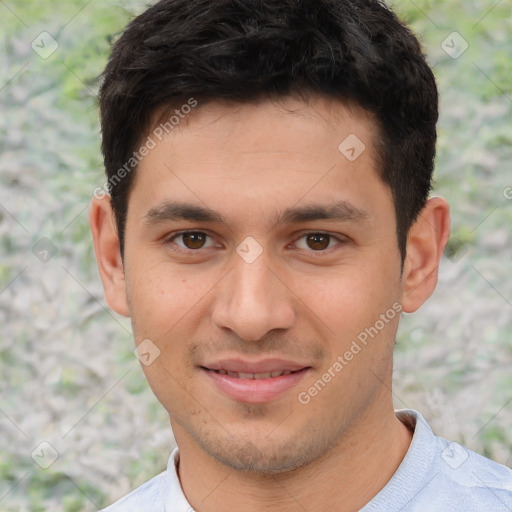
{"left": 207, "top": 369, "right": 304, "bottom": 379}
{"left": 202, "top": 366, "right": 311, "bottom": 403}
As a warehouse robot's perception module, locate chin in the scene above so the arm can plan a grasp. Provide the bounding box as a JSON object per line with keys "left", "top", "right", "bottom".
{"left": 194, "top": 430, "right": 326, "bottom": 475}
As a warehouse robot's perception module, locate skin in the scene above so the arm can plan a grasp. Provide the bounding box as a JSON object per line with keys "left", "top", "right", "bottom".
{"left": 90, "top": 95, "right": 450, "bottom": 511}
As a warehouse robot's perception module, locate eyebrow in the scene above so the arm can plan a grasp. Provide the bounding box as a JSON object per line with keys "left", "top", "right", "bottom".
{"left": 144, "top": 201, "right": 224, "bottom": 225}
{"left": 143, "top": 200, "right": 369, "bottom": 226}
{"left": 277, "top": 201, "right": 368, "bottom": 224}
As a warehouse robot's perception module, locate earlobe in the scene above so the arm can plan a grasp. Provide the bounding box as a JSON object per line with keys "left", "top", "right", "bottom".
{"left": 401, "top": 197, "right": 451, "bottom": 313}
{"left": 89, "top": 196, "right": 130, "bottom": 317}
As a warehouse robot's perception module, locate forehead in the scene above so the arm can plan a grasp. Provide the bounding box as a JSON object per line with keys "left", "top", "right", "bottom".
{"left": 139, "top": 96, "right": 379, "bottom": 175}
{"left": 148, "top": 95, "right": 378, "bottom": 152}
{"left": 128, "top": 96, "right": 391, "bottom": 228}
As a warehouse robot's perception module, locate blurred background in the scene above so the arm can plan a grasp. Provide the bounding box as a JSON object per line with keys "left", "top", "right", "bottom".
{"left": 0, "top": 0, "right": 510, "bottom": 510}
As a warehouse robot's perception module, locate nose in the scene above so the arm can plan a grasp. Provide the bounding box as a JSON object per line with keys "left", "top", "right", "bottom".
{"left": 211, "top": 250, "right": 296, "bottom": 342}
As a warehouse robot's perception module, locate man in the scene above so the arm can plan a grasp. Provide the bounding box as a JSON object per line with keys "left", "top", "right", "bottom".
{"left": 90, "top": 0, "right": 512, "bottom": 510}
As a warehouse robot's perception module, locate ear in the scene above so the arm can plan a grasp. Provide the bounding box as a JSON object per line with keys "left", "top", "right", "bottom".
{"left": 400, "top": 196, "right": 451, "bottom": 313}
{"left": 89, "top": 196, "right": 130, "bottom": 317}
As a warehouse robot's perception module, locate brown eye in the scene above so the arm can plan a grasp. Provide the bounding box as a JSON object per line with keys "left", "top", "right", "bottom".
{"left": 166, "top": 231, "right": 219, "bottom": 254}
{"left": 181, "top": 232, "right": 207, "bottom": 249}
{"left": 306, "top": 233, "right": 331, "bottom": 250}
{"left": 175, "top": 231, "right": 208, "bottom": 249}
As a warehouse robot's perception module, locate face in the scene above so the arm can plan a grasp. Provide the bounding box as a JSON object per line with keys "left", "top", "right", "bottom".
{"left": 117, "top": 96, "right": 406, "bottom": 473}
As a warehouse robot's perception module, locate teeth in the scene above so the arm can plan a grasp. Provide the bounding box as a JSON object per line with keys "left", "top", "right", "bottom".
{"left": 214, "top": 369, "right": 295, "bottom": 379}
{"left": 254, "top": 372, "right": 271, "bottom": 379}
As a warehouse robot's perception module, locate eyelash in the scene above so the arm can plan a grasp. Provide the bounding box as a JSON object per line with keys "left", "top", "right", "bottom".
{"left": 163, "top": 230, "right": 347, "bottom": 256}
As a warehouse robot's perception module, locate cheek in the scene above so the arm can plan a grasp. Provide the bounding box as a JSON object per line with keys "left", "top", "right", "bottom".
{"left": 300, "top": 264, "right": 398, "bottom": 335}
{"left": 139, "top": 359, "right": 196, "bottom": 421}
{"left": 127, "top": 267, "right": 201, "bottom": 410}
{"left": 126, "top": 259, "right": 209, "bottom": 336}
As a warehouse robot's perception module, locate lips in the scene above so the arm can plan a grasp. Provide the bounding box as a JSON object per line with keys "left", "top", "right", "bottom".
{"left": 201, "top": 358, "right": 311, "bottom": 403}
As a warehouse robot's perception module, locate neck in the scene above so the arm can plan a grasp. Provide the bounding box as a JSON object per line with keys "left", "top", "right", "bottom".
{"left": 173, "top": 406, "right": 413, "bottom": 512}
